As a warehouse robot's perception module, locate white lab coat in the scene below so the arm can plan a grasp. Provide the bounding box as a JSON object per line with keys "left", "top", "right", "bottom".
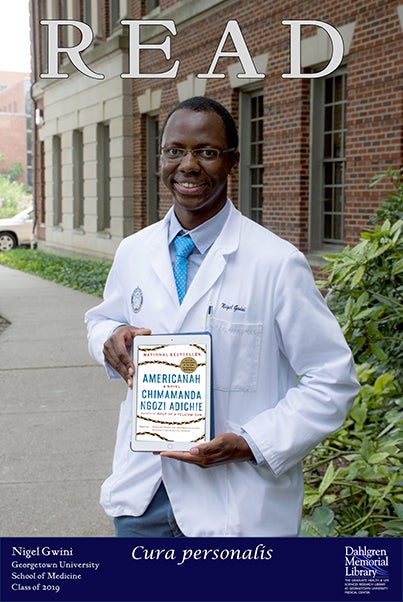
{"left": 85, "top": 203, "right": 359, "bottom": 536}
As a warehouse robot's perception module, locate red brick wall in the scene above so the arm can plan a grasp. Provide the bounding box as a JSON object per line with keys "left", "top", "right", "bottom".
{"left": 129, "top": 0, "right": 403, "bottom": 250}
{"left": 0, "top": 79, "right": 29, "bottom": 186}
{"left": 344, "top": 1, "right": 403, "bottom": 244}
{"left": 29, "top": 0, "right": 403, "bottom": 252}
{"left": 0, "top": 114, "right": 27, "bottom": 177}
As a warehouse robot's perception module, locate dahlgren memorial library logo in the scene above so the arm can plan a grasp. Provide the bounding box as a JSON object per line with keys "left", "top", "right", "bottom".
{"left": 344, "top": 545, "right": 390, "bottom": 596}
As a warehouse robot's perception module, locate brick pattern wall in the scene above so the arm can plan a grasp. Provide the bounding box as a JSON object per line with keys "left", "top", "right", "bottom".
{"left": 30, "top": 0, "right": 403, "bottom": 255}
{"left": 0, "top": 78, "right": 30, "bottom": 186}
{"left": 344, "top": 1, "right": 403, "bottom": 244}
{"left": 0, "top": 114, "right": 28, "bottom": 179}
{"left": 129, "top": 0, "right": 403, "bottom": 250}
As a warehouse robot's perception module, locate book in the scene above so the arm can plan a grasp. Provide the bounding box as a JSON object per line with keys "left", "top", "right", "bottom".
{"left": 130, "top": 333, "right": 212, "bottom": 451}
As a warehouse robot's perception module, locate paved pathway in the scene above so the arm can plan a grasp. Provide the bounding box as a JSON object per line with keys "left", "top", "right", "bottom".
{"left": 0, "top": 265, "right": 127, "bottom": 537}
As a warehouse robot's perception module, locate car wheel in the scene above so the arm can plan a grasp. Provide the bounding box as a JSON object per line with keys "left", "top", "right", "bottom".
{"left": 0, "top": 232, "right": 17, "bottom": 251}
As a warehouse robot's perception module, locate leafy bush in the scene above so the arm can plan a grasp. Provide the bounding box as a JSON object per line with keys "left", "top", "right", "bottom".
{"left": 0, "top": 155, "right": 24, "bottom": 182}
{"left": 0, "top": 175, "right": 32, "bottom": 218}
{"left": 317, "top": 217, "right": 402, "bottom": 373}
{"left": 0, "top": 155, "right": 31, "bottom": 217}
{"left": 1, "top": 161, "right": 24, "bottom": 183}
{"left": 302, "top": 168, "right": 403, "bottom": 537}
{"left": 0, "top": 249, "right": 111, "bottom": 297}
{"left": 369, "top": 166, "right": 403, "bottom": 224}
{"left": 302, "top": 365, "right": 402, "bottom": 536}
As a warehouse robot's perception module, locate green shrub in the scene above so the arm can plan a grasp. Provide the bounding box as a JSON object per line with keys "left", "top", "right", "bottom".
{"left": 302, "top": 365, "right": 402, "bottom": 537}
{"left": 0, "top": 175, "right": 32, "bottom": 218}
{"left": 302, "top": 168, "right": 403, "bottom": 537}
{"left": 0, "top": 249, "right": 111, "bottom": 297}
{"left": 317, "top": 217, "right": 402, "bottom": 374}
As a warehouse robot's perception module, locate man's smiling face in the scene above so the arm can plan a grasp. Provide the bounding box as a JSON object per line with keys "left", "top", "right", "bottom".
{"left": 160, "top": 108, "right": 239, "bottom": 229}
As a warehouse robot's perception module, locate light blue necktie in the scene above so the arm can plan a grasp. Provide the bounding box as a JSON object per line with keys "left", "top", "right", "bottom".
{"left": 173, "top": 235, "right": 195, "bottom": 304}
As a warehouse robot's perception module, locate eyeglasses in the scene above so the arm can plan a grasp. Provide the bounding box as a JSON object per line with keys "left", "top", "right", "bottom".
{"left": 161, "top": 147, "right": 236, "bottom": 163}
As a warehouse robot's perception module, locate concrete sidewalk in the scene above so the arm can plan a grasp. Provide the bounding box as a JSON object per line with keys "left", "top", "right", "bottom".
{"left": 0, "top": 264, "right": 127, "bottom": 537}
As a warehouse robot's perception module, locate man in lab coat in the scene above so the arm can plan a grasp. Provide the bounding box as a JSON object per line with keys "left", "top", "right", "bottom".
{"left": 85, "top": 96, "right": 359, "bottom": 537}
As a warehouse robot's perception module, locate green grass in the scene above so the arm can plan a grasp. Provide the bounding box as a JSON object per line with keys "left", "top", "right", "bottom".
{"left": 0, "top": 248, "right": 111, "bottom": 297}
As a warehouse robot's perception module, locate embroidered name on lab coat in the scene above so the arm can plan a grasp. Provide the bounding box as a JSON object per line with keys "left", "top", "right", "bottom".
{"left": 220, "top": 302, "right": 247, "bottom": 313}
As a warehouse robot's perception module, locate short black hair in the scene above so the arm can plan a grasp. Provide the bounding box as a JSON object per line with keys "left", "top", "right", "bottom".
{"left": 160, "top": 96, "right": 238, "bottom": 150}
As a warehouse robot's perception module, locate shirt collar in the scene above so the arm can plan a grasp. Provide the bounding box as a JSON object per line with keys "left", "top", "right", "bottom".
{"left": 168, "top": 200, "right": 231, "bottom": 255}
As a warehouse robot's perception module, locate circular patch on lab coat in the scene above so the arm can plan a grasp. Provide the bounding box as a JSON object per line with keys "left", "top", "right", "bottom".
{"left": 131, "top": 287, "right": 143, "bottom": 313}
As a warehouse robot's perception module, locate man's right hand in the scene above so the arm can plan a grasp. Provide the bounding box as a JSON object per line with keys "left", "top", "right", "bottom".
{"left": 103, "top": 325, "right": 151, "bottom": 388}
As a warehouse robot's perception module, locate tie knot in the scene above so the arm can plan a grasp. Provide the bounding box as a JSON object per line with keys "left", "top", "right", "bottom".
{"left": 173, "top": 235, "right": 195, "bottom": 259}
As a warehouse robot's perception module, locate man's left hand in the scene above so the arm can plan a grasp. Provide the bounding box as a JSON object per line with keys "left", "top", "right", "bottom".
{"left": 158, "top": 433, "right": 253, "bottom": 467}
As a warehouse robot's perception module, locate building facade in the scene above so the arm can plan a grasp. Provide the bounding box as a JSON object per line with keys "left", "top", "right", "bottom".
{"left": 0, "top": 72, "right": 32, "bottom": 187}
{"left": 30, "top": 0, "right": 403, "bottom": 262}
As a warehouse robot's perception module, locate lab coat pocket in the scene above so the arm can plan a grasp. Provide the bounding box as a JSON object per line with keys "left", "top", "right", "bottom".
{"left": 209, "top": 317, "right": 263, "bottom": 391}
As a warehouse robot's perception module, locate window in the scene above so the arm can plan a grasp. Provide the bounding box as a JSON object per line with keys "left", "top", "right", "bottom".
{"left": 52, "top": 135, "right": 62, "bottom": 226}
{"left": 311, "top": 70, "right": 347, "bottom": 248}
{"left": 73, "top": 130, "right": 84, "bottom": 229}
{"left": 26, "top": 118, "right": 32, "bottom": 188}
{"left": 59, "top": 1, "right": 68, "bottom": 19}
{"left": 25, "top": 86, "right": 33, "bottom": 188}
{"left": 26, "top": 150, "right": 32, "bottom": 188}
{"left": 146, "top": 114, "right": 160, "bottom": 224}
{"left": 39, "top": 141, "right": 45, "bottom": 223}
{"left": 145, "top": 0, "right": 159, "bottom": 13}
{"left": 240, "top": 90, "right": 264, "bottom": 224}
{"left": 59, "top": 0, "right": 68, "bottom": 48}
{"left": 38, "top": 0, "right": 48, "bottom": 74}
{"left": 83, "top": 0, "right": 92, "bottom": 24}
{"left": 109, "top": 0, "right": 120, "bottom": 32}
{"left": 97, "top": 123, "right": 110, "bottom": 232}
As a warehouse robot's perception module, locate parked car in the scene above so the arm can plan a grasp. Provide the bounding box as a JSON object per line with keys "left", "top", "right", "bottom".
{"left": 0, "top": 206, "right": 34, "bottom": 251}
